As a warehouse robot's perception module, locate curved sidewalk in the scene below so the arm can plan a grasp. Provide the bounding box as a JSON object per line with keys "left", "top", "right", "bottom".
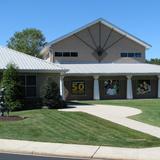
{"left": 60, "top": 104, "right": 160, "bottom": 139}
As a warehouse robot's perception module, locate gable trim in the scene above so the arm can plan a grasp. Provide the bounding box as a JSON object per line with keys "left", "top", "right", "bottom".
{"left": 46, "top": 18, "right": 151, "bottom": 50}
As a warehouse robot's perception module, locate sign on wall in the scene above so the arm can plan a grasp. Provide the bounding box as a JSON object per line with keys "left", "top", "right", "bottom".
{"left": 136, "top": 80, "right": 151, "bottom": 95}
{"left": 71, "top": 81, "right": 85, "bottom": 95}
{"left": 104, "top": 80, "right": 119, "bottom": 96}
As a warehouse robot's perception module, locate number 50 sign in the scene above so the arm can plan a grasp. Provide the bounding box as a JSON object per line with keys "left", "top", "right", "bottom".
{"left": 71, "top": 81, "right": 85, "bottom": 95}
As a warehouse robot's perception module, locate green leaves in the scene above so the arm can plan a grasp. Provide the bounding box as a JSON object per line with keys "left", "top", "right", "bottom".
{"left": 7, "top": 28, "right": 46, "bottom": 58}
{"left": 147, "top": 58, "right": 160, "bottom": 65}
{"left": 1, "top": 64, "right": 21, "bottom": 111}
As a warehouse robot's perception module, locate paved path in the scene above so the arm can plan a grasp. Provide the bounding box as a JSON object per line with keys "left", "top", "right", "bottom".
{"left": 0, "top": 153, "right": 84, "bottom": 160}
{"left": 0, "top": 139, "right": 160, "bottom": 160}
{"left": 60, "top": 104, "right": 160, "bottom": 139}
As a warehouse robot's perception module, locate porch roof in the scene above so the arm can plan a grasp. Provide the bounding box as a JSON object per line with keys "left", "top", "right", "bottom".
{"left": 62, "top": 63, "right": 160, "bottom": 76}
{"left": 0, "top": 46, "right": 67, "bottom": 73}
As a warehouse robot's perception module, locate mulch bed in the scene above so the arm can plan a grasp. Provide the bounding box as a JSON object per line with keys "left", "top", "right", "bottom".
{"left": 0, "top": 116, "right": 27, "bottom": 121}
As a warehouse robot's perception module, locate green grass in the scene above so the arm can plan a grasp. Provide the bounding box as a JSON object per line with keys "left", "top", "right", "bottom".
{"left": 0, "top": 109, "right": 160, "bottom": 148}
{"left": 77, "top": 99, "right": 160, "bottom": 127}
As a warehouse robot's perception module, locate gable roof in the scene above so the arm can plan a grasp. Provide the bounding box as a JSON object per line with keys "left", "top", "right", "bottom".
{"left": 44, "top": 18, "right": 151, "bottom": 51}
{"left": 0, "top": 46, "right": 67, "bottom": 73}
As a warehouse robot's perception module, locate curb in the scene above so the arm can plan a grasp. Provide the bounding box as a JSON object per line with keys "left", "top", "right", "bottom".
{"left": 0, "top": 139, "right": 160, "bottom": 160}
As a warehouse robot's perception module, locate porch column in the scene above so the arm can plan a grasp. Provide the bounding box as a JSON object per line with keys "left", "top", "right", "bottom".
{"left": 126, "top": 75, "right": 133, "bottom": 99}
{"left": 60, "top": 75, "right": 64, "bottom": 100}
{"left": 158, "top": 75, "right": 160, "bottom": 98}
{"left": 93, "top": 75, "right": 100, "bottom": 100}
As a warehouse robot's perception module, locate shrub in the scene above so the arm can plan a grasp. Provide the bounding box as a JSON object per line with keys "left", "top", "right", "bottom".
{"left": 42, "top": 80, "right": 66, "bottom": 109}
{"left": 1, "top": 64, "right": 21, "bottom": 113}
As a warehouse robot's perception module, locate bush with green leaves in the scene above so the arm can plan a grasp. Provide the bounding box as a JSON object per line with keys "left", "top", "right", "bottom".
{"left": 1, "top": 64, "right": 21, "bottom": 113}
{"left": 43, "top": 80, "right": 66, "bottom": 109}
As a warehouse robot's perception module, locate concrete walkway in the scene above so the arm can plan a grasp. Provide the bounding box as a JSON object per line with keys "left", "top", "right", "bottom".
{"left": 0, "top": 139, "right": 160, "bottom": 160}
{"left": 60, "top": 104, "right": 160, "bottom": 139}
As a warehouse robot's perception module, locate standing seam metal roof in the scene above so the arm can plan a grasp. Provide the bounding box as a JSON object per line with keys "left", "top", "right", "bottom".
{"left": 62, "top": 63, "right": 160, "bottom": 75}
{"left": 0, "top": 46, "right": 67, "bottom": 73}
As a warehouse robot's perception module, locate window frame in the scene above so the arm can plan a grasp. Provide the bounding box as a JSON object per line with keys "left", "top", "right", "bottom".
{"left": 19, "top": 75, "right": 37, "bottom": 98}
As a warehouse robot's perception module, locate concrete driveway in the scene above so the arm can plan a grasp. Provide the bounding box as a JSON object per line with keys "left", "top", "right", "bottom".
{"left": 60, "top": 104, "right": 160, "bottom": 139}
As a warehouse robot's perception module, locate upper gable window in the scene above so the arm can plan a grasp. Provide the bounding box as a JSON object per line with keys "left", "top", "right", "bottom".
{"left": 121, "top": 53, "right": 127, "bottom": 57}
{"left": 121, "top": 53, "right": 142, "bottom": 58}
{"left": 63, "top": 52, "right": 70, "bottom": 57}
{"left": 128, "top": 53, "right": 134, "bottom": 57}
{"left": 71, "top": 52, "right": 78, "bottom": 57}
{"left": 55, "top": 52, "right": 62, "bottom": 57}
{"left": 54, "top": 52, "right": 78, "bottom": 57}
{"left": 135, "top": 53, "right": 142, "bottom": 57}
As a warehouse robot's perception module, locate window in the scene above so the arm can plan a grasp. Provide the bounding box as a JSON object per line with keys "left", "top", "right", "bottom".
{"left": 63, "top": 52, "right": 70, "bottom": 57}
{"left": 71, "top": 52, "right": 78, "bottom": 57}
{"left": 54, "top": 52, "right": 78, "bottom": 57}
{"left": 128, "top": 53, "right": 134, "bottom": 57}
{"left": 19, "top": 75, "right": 36, "bottom": 98}
{"left": 120, "top": 52, "right": 142, "bottom": 58}
{"left": 121, "top": 53, "right": 127, "bottom": 57}
{"left": 135, "top": 53, "right": 141, "bottom": 57}
{"left": 71, "top": 81, "right": 85, "bottom": 95}
{"left": 55, "top": 52, "right": 62, "bottom": 57}
{"left": 104, "top": 80, "right": 119, "bottom": 96}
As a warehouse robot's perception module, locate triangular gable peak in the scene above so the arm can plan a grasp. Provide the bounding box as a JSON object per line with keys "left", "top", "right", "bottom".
{"left": 47, "top": 18, "right": 151, "bottom": 50}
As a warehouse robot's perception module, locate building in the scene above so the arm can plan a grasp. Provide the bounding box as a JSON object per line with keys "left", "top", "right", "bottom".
{"left": 41, "top": 18, "right": 160, "bottom": 100}
{"left": 0, "top": 46, "right": 66, "bottom": 100}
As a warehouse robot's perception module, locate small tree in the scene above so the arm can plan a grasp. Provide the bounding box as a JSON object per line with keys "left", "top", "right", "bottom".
{"left": 1, "top": 64, "right": 21, "bottom": 114}
{"left": 43, "top": 81, "right": 65, "bottom": 109}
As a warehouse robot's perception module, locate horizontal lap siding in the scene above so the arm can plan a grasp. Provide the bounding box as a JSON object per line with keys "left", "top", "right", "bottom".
{"left": 64, "top": 76, "right": 93, "bottom": 100}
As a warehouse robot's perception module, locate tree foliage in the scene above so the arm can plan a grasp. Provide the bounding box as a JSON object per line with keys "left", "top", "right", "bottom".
{"left": 7, "top": 28, "right": 46, "bottom": 58}
{"left": 147, "top": 58, "right": 160, "bottom": 65}
{"left": 1, "top": 64, "right": 21, "bottom": 112}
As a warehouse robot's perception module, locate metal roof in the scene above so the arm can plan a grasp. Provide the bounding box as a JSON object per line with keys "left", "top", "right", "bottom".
{"left": 44, "top": 18, "right": 151, "bottom": 51}
{"left": 62, "top": 63, "right": 160, "bottom": 76}
{"left": 0, "top": 46, "right": 67, "bottom": 73}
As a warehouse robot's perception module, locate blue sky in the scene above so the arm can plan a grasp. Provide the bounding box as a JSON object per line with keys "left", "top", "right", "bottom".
{"left": 0, "top": 0, "right": 159, "bottom": 59}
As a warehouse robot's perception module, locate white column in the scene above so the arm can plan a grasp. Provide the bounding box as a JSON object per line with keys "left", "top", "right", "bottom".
{"left": 60, "top": 75, "right": 64, "bottom": 100}
{"left": 126, "top": 75, "right": 133, "bottom": 99}
{"left": 93, "top": 75, "right": 100, "bottom": 100}
{"left": 158, "top": 75, "right": 160, "bottom": 98}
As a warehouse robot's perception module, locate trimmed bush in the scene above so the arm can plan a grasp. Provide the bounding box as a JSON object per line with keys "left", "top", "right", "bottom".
{"left": 42, "top": 80, "right": 66, "bottom": 109}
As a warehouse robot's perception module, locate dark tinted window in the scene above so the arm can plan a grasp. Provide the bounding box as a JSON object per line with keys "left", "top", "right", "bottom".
{"left": 63, "top": 52, "right": 70, "bottom": 57}
{"left": 26, "top": 87, "right": 36, "bottom": 97}
{"left": 128, "top": 53, "right": 134, "bottom": 57}
{"left": 55, "top": 52, "right": 62, "bottom": 57}
{"left": 26, "top": 76, "right": 36, "bottom": 86}
{"left": 135, "top": 53, "right": 141, "bottom": 57}
{"left": 121, "top": 53, "right": 127, "bottom": 57}
{"left": 71, "top": 52, "right": 78, "bottom": 57}
{"left": 19, "top": 76, "right": 25, "bottom": 85}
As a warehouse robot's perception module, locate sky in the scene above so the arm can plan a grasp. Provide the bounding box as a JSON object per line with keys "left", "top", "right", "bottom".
{"left": 0, "top": 0, "right": 160, "bottom": 59}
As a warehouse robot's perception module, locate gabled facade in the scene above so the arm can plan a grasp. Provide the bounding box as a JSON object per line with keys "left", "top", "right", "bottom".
{"left": 41, "top": 18, "right": 160, "bottom": 100}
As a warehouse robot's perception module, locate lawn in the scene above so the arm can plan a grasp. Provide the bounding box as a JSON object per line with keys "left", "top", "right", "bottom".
{"left": 77, "top": 99, "right": 160, "bottom": 127}
{"left": 0, "top": 109, "right": 160, "bottom": 148}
